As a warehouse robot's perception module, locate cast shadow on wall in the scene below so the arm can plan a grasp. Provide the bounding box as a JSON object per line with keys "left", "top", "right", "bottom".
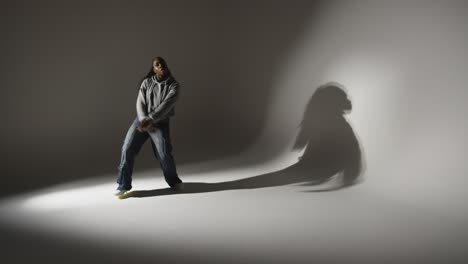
{"left": 122, "top": 82, "right": 364, "bottom": 198}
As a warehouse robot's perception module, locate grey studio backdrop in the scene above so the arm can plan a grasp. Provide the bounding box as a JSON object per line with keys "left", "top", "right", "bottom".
{"left": 1, "top": 0, "right": 468, "bottom": 214}
{"left": 0, "top": 0, "right": 314, "bottom": 196}
{"left": 1, "top": 0, "right": 468, "bottom": 263}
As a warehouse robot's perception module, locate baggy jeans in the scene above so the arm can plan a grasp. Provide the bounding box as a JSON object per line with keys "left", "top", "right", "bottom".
{"left": 116, "top": 117, "right": 182, "bottom": 190}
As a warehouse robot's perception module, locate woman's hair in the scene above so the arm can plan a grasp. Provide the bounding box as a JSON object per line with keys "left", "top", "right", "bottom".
{"left": 137, "top": 56, "right": 173, "bottom": 90}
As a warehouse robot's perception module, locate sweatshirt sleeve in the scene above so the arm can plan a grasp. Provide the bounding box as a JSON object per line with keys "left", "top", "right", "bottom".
{"left": 136, "top": 79, "right": 148, "bottom": 122}
{"left": 148, "top": 82, "right": 180, "bottom": 123}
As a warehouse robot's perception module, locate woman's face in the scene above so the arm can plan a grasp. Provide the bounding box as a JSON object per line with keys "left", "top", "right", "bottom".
{"left": 153, "top": 60, "right": 166, "bottom": 76}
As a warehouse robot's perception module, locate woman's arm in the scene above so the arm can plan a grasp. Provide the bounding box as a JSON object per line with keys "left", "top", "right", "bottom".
{"left": 147, "top": 82, "right": 180, "bottom": 123}
{"left": 136, "top": 79, "right": 149, "bottom": 122}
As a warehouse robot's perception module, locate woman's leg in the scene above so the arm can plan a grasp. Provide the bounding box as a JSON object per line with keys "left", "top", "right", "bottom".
{"left": 148, "top": 120, "right": 183, "bottom": 188}
{"left": 116, "top": 117, "right": 149, "bottom": 190}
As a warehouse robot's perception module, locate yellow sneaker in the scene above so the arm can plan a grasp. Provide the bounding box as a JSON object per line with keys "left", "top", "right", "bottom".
{"left": 114, "top": 189, "right": 129, "bottom": 198}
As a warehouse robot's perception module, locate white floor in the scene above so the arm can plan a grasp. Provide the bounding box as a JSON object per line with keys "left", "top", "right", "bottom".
{"left": 1, "top": 154, "right": 467, "bottom": 264}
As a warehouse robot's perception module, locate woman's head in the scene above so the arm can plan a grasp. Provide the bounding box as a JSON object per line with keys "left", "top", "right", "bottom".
{"left": 139, "top": 56, "right": 173, "bottom": 89}
{"left": 152, "top": 56, "right": 172, "bottom": 78}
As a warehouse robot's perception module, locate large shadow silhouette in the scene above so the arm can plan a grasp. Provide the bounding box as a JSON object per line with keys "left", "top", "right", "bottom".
{"left": 122, "top": 82, "right": 364, "bottom": 199}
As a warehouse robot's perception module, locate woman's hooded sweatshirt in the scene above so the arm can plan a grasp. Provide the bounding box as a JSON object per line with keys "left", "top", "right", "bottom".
{"left": 136, "top": 74, "right": 180, "bottom": 124}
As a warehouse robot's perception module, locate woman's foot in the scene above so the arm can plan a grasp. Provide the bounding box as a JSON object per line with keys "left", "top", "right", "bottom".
{"left": 114, "top": 189, "right": 129, "bottom": 198}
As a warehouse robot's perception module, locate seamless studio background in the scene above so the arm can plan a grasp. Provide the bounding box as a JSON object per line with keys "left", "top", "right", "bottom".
{"left": 0, "top": 0, "right": 314, "bottom": 196}
{"left": 1, "top": 0, "right": 468, "bottom": 263}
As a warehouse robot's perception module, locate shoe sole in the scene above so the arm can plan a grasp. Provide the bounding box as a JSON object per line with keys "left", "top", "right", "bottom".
{"left": 115, "top": 191, "right": 130, "bottom": 199}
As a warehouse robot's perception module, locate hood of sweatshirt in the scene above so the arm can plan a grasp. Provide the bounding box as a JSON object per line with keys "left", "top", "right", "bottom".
{"left": 151, "top": 74, "right": 173, "bottom": 84}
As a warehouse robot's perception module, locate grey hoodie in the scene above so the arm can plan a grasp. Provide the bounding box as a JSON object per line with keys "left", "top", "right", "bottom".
{"left": 136, "top": 74, "right": 180, "bottom": 123}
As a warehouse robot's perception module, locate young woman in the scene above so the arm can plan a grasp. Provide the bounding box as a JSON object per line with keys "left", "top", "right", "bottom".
{"left": 115, "top": 56, "right": 184, "bottom": 197}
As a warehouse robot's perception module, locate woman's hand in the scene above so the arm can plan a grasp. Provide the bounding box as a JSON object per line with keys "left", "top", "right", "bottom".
{"left": 137, "top": 118, "right": 152, "bottom": 132}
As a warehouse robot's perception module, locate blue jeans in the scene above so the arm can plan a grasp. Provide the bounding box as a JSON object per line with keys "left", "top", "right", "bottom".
{"left": 116, "top": 117, "right": 182, "bottom": 190}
